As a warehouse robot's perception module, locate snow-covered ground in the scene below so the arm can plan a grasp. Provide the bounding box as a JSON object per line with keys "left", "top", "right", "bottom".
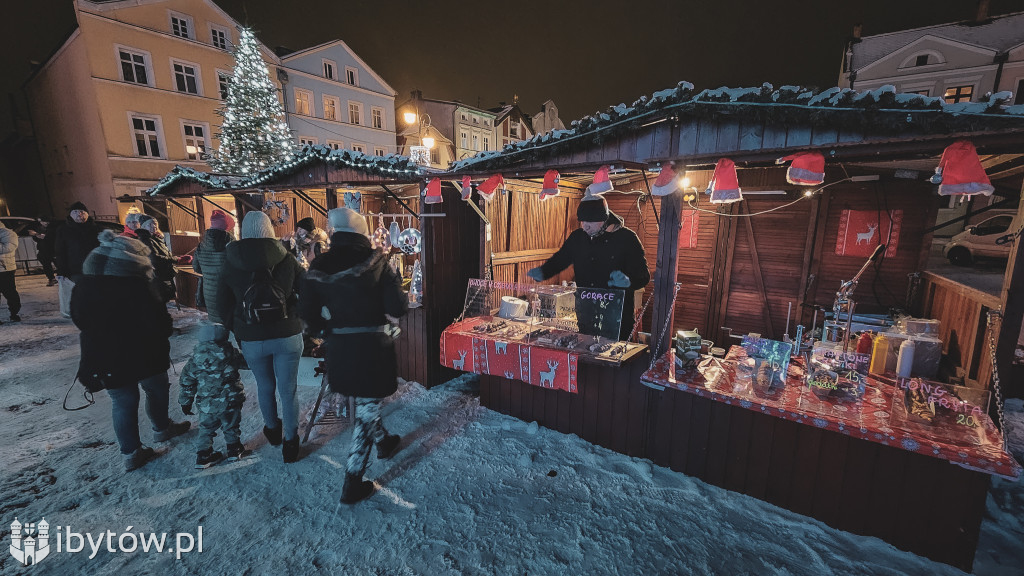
{"left": 1, "top": 274, "right": 1022, "bottom": 575}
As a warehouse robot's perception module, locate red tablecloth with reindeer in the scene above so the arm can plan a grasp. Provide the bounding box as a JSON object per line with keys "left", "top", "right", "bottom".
{"left": 441, "top": 318, "right": 579, "bottom": 393}
{"left": 641, "top": 346, "right": 1021, "bottom": 480}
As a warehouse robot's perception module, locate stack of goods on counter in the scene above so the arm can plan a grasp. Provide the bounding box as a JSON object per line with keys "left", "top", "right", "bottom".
{"left": 805, "top": 343, "right": 870, "bottom": 402}
{"left": 890, "top": 377, "right": 992, "bottom": 446}
{"left": 863, "top": 316, "right": 943, "bottom": 379}
{"left": 736, "top": 336, "right": 793, "bottom": 398}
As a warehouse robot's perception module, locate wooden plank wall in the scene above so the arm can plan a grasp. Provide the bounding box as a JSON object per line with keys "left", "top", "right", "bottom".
{"left": 395, "top": 307, "right": 429, "bottom": 386}
{"left": 913, "top": 271, "right": 999, "bottom": 388}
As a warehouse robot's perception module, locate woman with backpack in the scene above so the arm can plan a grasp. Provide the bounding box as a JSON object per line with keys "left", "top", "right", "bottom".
{"left": 215, "top": 211, "right": 305, "bottom": 462}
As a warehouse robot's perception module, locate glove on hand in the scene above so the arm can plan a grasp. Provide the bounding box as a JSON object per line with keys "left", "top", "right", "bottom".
{"left": 526, "top": 267, "right": 544, "bottom": 282}
{"left": 181, "top": 402, "right": 194, "bottom": 416}
{"left": 608, "top": 270, "right": 631, "bottom": 288}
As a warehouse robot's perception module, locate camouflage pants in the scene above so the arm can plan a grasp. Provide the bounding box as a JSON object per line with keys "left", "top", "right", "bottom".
{"left": 194, "top": 402, "right": 243, "bottom": 452}
{"left": 346, "top": 398, "right": 389, "bottom": 477}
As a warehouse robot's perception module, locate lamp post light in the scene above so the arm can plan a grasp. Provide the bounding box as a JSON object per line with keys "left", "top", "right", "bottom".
{"left": 404, "top": 111, "right": 434, "bottom": 166}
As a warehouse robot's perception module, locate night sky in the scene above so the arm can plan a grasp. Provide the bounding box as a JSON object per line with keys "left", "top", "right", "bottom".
{"left": 2, "top": 0, "right": 1020, "bottom": 134}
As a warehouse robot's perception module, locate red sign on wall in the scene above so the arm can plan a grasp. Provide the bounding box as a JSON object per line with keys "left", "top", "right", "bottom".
{"left": 835, "top": 209, "right": 902, "bottom": 257}
{"left": 678, "top": 210, "right": 699, "bottom": 249}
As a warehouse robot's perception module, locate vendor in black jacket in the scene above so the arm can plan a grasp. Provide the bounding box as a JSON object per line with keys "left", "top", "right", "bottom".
{"left": 527, "top": 195, "right": 650, "bottom": 340}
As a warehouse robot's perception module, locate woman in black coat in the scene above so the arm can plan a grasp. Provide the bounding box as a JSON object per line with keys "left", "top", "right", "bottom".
{"left": 71, "top": 230, "right": 189, "bottom": 471}
{"left": 301, "top": 207, "right": 408, "bottom": 504}
{"left": 134, "top": 214, "right": 177, "bottom": 303}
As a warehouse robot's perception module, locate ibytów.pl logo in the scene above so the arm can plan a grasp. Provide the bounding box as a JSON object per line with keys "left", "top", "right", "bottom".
{"left": 9, "top": 517, "right": 51, "bottom": 566}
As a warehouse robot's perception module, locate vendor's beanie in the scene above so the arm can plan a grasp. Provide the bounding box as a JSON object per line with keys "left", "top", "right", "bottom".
{"left": 69, "top": 201, "right": 89, "bottom": 213}
{"left": 209, "top": 210, "right": 234, "bottom": 231}
{"left": 295, "top": 217, "right": 316, "bottom": 233}
{"left": 577, "top": 195, "right": 610, "bottom": 223}
{"left": 82, "top": 229, "right": 153, "bottom": 278}
{"left": 328, "top": 207, "right": 369, "bottom": 237}
{"left": 241, "top": 211, "right": 276, "bottom": 239}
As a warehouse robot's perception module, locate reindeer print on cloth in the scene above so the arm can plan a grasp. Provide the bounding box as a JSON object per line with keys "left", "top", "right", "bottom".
{"left": 441, "top": 320, "right": 579, "bottom": 393}
{"left": 835, "top": 209, "right": 902, "bottom": 258}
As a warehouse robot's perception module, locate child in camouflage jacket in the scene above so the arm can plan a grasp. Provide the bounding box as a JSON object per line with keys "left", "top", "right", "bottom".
{"left": 179, "top": 324, "right": 247, "bottom": 468}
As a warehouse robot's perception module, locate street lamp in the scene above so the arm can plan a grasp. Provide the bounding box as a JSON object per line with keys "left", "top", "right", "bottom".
{"left": 404, "top": 111, "right": 434, "bottom": 166}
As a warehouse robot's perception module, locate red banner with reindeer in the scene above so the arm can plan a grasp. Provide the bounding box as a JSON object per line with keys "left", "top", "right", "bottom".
{"left": 835, "top": 209, "right": 902, "bottom": 258}
{"left": 441, "top": 322, "right": 579, "bottom": 393}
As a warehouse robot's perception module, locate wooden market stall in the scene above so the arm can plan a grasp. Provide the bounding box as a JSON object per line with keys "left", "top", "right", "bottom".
{"left": 447, "top": 83, "right": 1024, "bottom": 571}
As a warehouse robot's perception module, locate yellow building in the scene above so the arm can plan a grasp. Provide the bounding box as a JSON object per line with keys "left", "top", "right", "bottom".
{"left": 26, "top": 0, "right": 280, "bottom": 222}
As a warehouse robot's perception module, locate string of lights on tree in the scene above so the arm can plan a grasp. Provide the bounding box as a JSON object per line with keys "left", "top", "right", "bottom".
{"left": 208, "top": 27, "right": 295, "bottom": 175}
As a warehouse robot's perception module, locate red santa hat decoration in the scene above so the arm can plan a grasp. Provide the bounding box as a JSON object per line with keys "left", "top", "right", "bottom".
{"left": 706, "top": 158, "right": 742, "bottom": 204}
{"left": 540, "top": 169, "right": 560, "bottom": 201}
{"left": 477, "top": 174, "right": 504, "bottom": 202}
{"left": 777, "top": 151, "right": 825, "bottom": 186}
{"left": 422, "top": 177, "right": 442, "bottom": 205}
{"left": 460, "top": 176, "right": 473, "bottom": 201}
{"left": 931, "top": 140, "right": 994, "bottom": 197}
{"left": 586, "top": 165, "right": 613, "bottom": 196}
{"left": 651, "top": 164, "right": 682, "bottom": 196}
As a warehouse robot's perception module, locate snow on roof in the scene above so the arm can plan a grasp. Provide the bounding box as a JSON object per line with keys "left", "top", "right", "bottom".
{"left": 850, "top": 11, "right": 1024, "bottom": 69}
{"left": 147, "top": 147, "right": 421, "bottom": 196}
{"left": 450, "top": 81, "right": 1024, "bottom": 172}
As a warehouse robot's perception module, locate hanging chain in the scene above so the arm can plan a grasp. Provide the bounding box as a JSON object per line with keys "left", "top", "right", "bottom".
{"left": 649, "top": 283, "right": 682, "bottom": 370}
{"left": 628, "top": 290, "right": 656, "bottom": 343}
{"left": 985, "top": 309, "right": 1008, "bottom": 452}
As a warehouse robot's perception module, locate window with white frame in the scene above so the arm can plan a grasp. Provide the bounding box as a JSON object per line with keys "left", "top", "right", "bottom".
{"left": 181, "top": 122, "right": 208, "bottom": 160}
{"left": 374, "top": 147, "right": 386, "bottom": 156}
{"left": 169, "top": 12, "right": 193, "bottom": 39}
{"left": 944, "top": 85, "right": 974, "bottom": 104}
{"left": 172, "top": 60, "right": 200, "bottom": 94}
{"left": 217, "top": 71, "right": 231, "bottom": 99}
{"left": 472, "top": 134, "right": 479, "bottom": 150}
{"left": 210, "top": 25, "right": 230, "bottom": 50}
{"left": 326, "top": 140, "right": 344, "bottom": 150}
{"left": 345, "top": 67, "right": 358, "bottom": 86}
{"left": 483, "top": 136, "right": 489, "bottom": 151}
{"left": 299, "top": 136, "right": 318, "bottom": 146}
{"left": 371, "top": 107, "right": 384, "bottom": 129}
{"left": 351, "top": 143, "right": 365, "bottom": 153}
{"left": 348, "top": 102, "right": 362, "bottom": 124}
{"left": 323, "top": 96, "right": 339, "bottom": 121}
{"left": 460, "top": 131, "right": 468, "bottom": 148}
{"left": 322, "top": 59, "right": 336, "bottom": 80}
{"left": 295, "top": 88, "right": 313, "bottom": 116}
{"left": 130, "top": 115, "right": 163, "bottom": 157}
{"left": 118, "top": 47, "right": 151, "bottom": 86}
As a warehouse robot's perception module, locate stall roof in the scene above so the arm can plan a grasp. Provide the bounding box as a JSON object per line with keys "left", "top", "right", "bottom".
{"left": 146, "top": 145, "right": 424, "bottom": 197}
{"left": 450, "top": 82, "right": 1024, "bottom": 174}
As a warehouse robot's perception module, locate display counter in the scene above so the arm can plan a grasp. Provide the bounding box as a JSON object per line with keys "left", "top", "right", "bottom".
{"left": 640, "top": 345, "right": 1020, "bottom": 571}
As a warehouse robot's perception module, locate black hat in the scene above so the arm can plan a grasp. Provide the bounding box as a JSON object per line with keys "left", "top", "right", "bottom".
{"left": 295, "top": 217, "right": 315, "bottom": 232}
{"left": 69, "top": 201, "right": 89, "bottom": 213}
{"left": 576, "top": 196, "right": 609, "bottom": 223}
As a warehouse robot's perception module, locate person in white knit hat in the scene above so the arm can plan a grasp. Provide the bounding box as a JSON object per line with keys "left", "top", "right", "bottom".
{"left": 301, "top": 207, "right": 407, "bottom": 504}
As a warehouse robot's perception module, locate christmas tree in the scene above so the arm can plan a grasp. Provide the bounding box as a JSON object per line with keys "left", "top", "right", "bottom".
{"left": 209, "top": 27, "right": 295, "bottom": 175}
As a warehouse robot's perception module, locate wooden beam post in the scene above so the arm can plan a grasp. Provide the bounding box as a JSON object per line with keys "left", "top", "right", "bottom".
{"left": 994, "top": 183, "right": 1024, "bottom": 395}
{"left": 741, "top": 200, "right": 776, "bottom": 338}
{"left": 651, "top": 189, "right": 683, "bottom": 357}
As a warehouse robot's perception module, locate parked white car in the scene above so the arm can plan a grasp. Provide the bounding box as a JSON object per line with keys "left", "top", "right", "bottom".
{"left": 943, "top": 213, "right": 1020, "bottom": 266}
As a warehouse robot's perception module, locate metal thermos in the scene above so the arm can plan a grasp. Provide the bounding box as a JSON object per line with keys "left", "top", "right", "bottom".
{"left": 869, "top": 333, "right": 888, "bottom": 375}
{"left": 896, "top": 338, "right": 916, "bottom": 379}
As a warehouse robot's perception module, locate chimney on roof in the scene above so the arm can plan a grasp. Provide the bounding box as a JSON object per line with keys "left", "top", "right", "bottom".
{"left": 411, "top": 89, "right": 422, "bottom": 100}
{"left": 975, "top": 0, "right": 990, "bottom": 22}
{"left": 852, "top": 23, "right": 862, "bottom": 39}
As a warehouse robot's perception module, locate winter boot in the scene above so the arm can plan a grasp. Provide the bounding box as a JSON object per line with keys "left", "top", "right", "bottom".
{"left": 153, "top": 420, "right": 190, "bottom": 442}
{"left": 47, "top": 279, "right": 58, "bottom": 286}
{"left": 282, "top": 437, "right": 300, "bottom": 463}
{"left": 195, "top": 449, "right": 224, "bottom": 469}
{"left": 376, "top": 434, "right": 401, "bottom": 459}
{"left": 10, "top": 314, "right": 21, "bottom": 322}
{"left": 340, "top": 473, "right": 375, "bottom": 504}
{"left": 263, "top": 425, "right": 282, "bottom": 446}
{"left": 123, "top": 446, "right": 157, "bottom": 472}
{"left": 225, "top": 443, "right": 251, "bottom": 461}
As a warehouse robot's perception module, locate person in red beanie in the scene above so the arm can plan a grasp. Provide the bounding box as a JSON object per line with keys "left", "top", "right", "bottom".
{"left": 193, "top": 210, "right": 236, "bottom": 323}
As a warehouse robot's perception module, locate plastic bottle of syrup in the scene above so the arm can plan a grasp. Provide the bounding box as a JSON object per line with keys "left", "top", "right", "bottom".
{"left": 869, "top": 333, "right": 888, "bottom": 375}
{"left": 896, "top": 338, "right": 916, "bottom": 379}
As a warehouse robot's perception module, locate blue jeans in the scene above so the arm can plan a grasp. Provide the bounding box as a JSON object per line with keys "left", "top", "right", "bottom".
{"left": 107, "top": 373, "right": 171, "bottom": 455}
{"left": 240, "top": 334, "right": 303, "bottom": 441}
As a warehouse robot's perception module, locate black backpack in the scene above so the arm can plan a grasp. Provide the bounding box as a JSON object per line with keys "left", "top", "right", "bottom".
{"left": 242, "top": 266, "right": 288, "bottom": 324}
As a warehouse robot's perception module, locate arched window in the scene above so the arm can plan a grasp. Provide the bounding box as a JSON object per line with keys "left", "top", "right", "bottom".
{"left": 899, "top": 50, "right": 944, "bottom": 69}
